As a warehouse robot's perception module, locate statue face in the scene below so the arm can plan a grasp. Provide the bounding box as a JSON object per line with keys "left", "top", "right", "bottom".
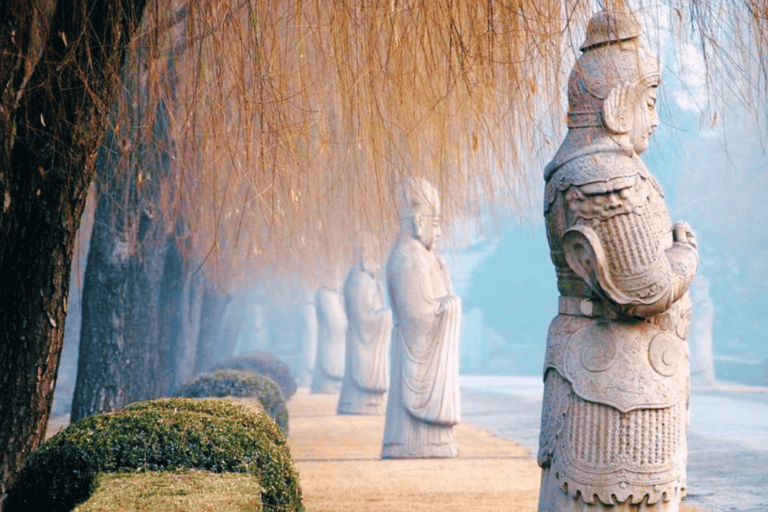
{"left": 629, "top": 86, "right": 659, "bottom": 154}
{"left": 415, "top": 213, "right": 441, "bottom": 251}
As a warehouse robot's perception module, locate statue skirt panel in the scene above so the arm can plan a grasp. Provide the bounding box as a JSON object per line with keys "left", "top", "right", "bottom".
{"left": 538, "top": 370, "right": 686, "bottom": 511}
{"left": 538, "top": 314, "right": 689, "bottom": 511}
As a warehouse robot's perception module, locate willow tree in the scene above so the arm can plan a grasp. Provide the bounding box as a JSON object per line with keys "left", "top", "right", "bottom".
{"left": 2, "top": 0, "right": 767, "bottom": 506}
{"left": 0, "top": 0, "right": 147, "bottom": 501}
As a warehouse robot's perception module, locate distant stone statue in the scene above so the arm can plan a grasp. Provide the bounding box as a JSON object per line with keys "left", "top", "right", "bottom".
{"left": 311, "top": 275, "right": 347, "bottom": 394}
{"left": 337, "top": 233, "right": 392, "bottom": 415}
{"left": 237, "top": 302, "right": 269, "bottom": 353}
{"left": 381, "top": 177, "right": 461, "bottom": 458}
{"left": 688, "top": 275, "right": 716, "bottom": 387}
{"left": 298, "top": 292, "right": 318, "bottom": 388}
{"left": 537, "top": 9, "right": 699, "bottom": 511}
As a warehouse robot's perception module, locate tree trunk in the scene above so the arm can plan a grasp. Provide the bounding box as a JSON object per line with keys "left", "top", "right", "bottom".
{"left": 162, "top": 240, "right": 206, "bottom": 395}
{"left": 70, "top": 164, "right": 167, "bottom": 420}
{"left": 194, "top": 282, "right": 231, "bottom": 375}
{"left": 217, "top": 290, "right": 249, "bottom": 360}
{"left": 71, "top": 89, "right": 173, "bottom": 421}
{"left": 51, "top": 188, "right": 97, "bottom": 419}
{"left": 158, "top": 238, "right": 182, "bottom": 395}
{"left": 178, "top": 266, "right": 206, "bottom": 387}
{"left": 0, "top": 0, "right": 146, "bottom": 504}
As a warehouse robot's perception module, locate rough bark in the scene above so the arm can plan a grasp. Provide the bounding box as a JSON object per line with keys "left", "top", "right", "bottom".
{"left": 194, "top": 282, "right": 231, "bottom": 375}
{"left": 162, "top": 240, "right": 205, "bottom": 395}
{"left": 70, "top": 94, "right": 173, "bottom": 421}
{"left": 50, "top": 189, "right": 96, "bottom": 419}
{"left": 0, "top": 0, "right": 146, "bottom": 504}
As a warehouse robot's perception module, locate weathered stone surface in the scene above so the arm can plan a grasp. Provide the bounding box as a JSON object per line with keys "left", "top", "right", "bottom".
{"left": 337, "top": 235, "right": 392, "bottom": 415}
{"left": 537, "top": 9, "right": 698, "bottom": 511}
{"left": 298, "top": 293, "right": 318, "bottom": 388}
{"left": 311, "top": 281, "right": 347, "bottom": 394}
{"left": 381, "top": 178, "right": 461, "bottom": 458}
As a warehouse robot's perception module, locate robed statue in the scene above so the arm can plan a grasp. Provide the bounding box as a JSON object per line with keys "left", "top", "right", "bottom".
{"left": 310, "top": 273, "right": 347, "bottom": 394}
{"left": 537, "top": 9, "right": 698, "bottom": 511}
{"left": 337, "top": 233, "right": 392, "bottom": 415}
{"left": 381, "top": 177, "right": 462, "bottom": 459}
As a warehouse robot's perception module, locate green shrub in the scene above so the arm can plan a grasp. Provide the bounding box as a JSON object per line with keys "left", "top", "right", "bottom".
{"left": 179, "top": 370, "right": 288, "bottom": 434}
{"left": 6, "top": 398, "right": 303, "bottom": 512}
{"left": 73, "top": 470, "right": 263, "bottom": 512}
{"left": 214, "top": 352, "right": 297, "bottom": 399}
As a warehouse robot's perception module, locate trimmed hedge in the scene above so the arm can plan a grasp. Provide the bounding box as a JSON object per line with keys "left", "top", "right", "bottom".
{"left": 179, "top": 370, "right": 288, "bottom": 434}
{"left": 73, "top": 470, "right": 263, "bottom": 511}
{"left": 5, "top": 398, "right": 303, "bottom": 512}
{"left": 215, "top": 352, "right": 297, "bottom": 399}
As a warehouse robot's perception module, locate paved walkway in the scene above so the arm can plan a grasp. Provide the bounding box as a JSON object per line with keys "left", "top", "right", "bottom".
{"left": 287, "top": 388, "right": 707, "bottom": 512}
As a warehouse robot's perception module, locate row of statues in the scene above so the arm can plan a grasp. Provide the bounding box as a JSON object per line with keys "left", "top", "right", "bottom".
{"left": 308, "top": 176, "right": 462, "bottom": 459}
{"left": 298, "top": 8, "right": 698, "bottom": 511}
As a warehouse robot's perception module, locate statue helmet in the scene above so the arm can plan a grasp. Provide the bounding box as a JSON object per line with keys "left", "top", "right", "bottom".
{"left": 579, "top": 8, "right": 642, "bottom": 51}
{"left": 567, "top": 8, "right": 660, "bottom": 132}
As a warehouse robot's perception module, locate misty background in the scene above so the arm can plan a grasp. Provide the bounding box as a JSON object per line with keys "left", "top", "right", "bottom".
{"left": 50, "top": 5, "right": 768, "bottom": 420}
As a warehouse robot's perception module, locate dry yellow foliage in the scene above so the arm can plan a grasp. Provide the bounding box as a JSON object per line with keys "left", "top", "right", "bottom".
{"left": 105, "top": 0, "right": 767, "bottom": 287}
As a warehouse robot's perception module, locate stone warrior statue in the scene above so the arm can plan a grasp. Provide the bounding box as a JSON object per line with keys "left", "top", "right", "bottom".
{"left": 381, "top": 177, "right": 462, "bottom": 458}
{"left": 537, "top": 9, "right": 698, "bottom": 512}
{"left": 337, "top": 233, "right": 392, "bottom": 415}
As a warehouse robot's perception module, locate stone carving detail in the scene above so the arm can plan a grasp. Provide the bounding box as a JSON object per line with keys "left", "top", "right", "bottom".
{"left": 337, "top": 234, "right": 393, "bottom": 415}
{"left": 310, "top": 277, "right": 347, "bottom": 394}
{"left": 381, "top": 177, "right": 461, "bottom": 458}
{"left": 537, "top": 9, "right": 698, "bottom": 511}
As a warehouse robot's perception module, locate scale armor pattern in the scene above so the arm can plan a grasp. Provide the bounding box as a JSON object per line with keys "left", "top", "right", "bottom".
{"left": 543, "top": 371, "right": 686, "bottom": 506}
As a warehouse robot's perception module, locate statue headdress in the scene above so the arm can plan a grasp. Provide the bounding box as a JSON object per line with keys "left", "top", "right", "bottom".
{"left": 567, "top": 9, "right": 660, "bottom": 134}
{"left": 397, "top": 177, "right": 439, "bottom": 220}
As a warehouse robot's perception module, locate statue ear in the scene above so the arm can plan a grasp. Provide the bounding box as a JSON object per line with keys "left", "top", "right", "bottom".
{"left": 603, "top": 82, "right": 634, "bottom": 134}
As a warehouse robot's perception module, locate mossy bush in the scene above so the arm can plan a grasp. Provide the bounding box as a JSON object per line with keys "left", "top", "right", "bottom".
{"left": 6, "top": 398, "right": 303, "bottom": 512}
{"left": 73, "top": 470, "right": 263, "bottom": 512}
{"left": 215, "top": 352, "right": 297, "bottom": 399}
{"left": 179, "top": 370, "right": 288, "bottom": 434}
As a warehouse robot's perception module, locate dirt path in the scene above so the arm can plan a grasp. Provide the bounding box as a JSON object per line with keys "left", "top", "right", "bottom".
{"left": 287, "top": 389, "right": 708, "bottom": 512}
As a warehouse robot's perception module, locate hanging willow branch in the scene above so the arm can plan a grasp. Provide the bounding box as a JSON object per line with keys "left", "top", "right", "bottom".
{"left": 116, "top": 0, "right": 766, "bottom": 286}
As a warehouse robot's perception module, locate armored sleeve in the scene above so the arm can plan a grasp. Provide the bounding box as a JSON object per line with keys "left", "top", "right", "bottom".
{"left": 562, "top": 174, "right": 698, "bottom": 318}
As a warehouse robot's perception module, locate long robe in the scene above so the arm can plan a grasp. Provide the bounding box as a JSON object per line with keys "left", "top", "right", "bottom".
{"left": 381, "top": 237, "right": 461, "bottom": 458}
{"left": 310, "top": 286, "right": 346, "bottom": 394}
{"left": 337, "top": 263, "right": 392, "bottom": 414}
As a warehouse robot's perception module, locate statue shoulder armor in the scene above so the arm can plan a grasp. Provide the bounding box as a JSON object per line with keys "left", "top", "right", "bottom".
{"left": 545, "top": 152, "right": 663, "bottom": 215}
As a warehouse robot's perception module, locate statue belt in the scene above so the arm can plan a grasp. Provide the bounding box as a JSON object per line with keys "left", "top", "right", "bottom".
{"left": 558, "top": 295, "right": 621, "bottom": 319}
